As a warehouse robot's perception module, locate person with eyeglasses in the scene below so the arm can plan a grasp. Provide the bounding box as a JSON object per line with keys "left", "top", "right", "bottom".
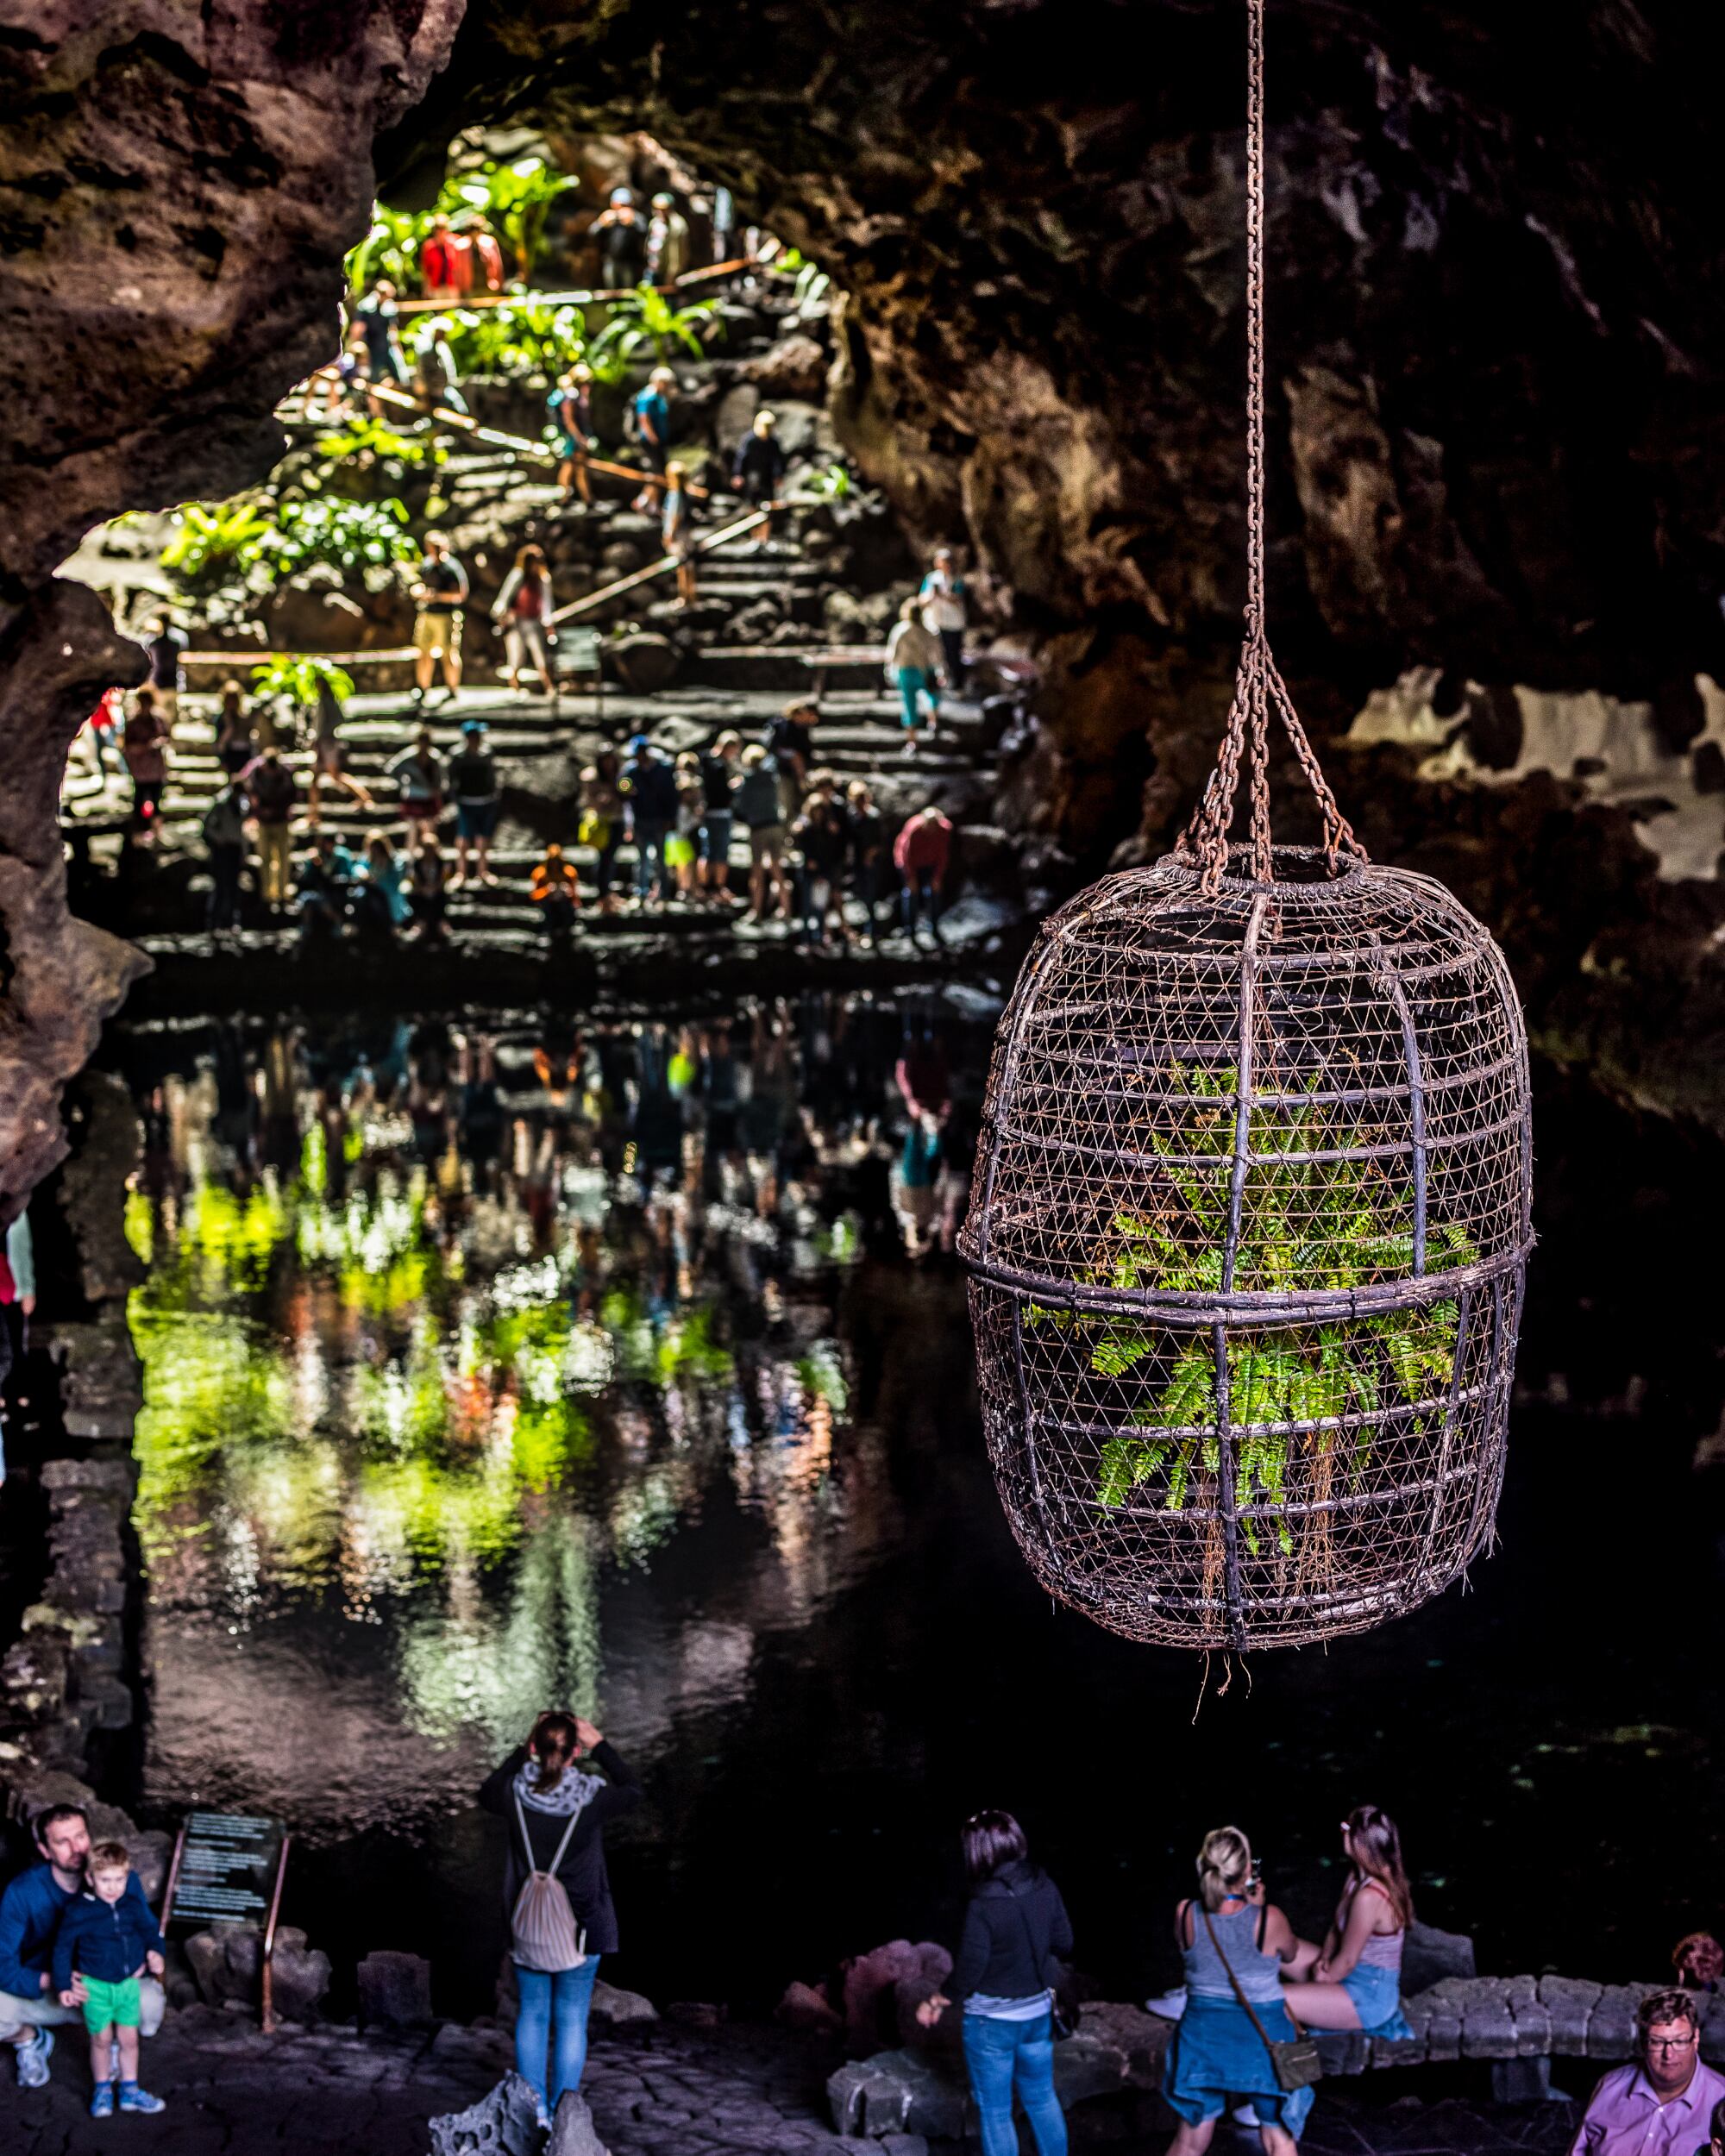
{"left": 1569, "top": 1990, "right": 1725, "bottom": 2154}
{"left": 913, "top": 1809, "right": 1072, "bottom": 2156}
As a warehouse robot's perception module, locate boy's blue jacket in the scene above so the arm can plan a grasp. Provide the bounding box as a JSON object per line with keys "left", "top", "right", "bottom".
{"left": 49, "top": 1879, "right": 165, "bottom": 1990}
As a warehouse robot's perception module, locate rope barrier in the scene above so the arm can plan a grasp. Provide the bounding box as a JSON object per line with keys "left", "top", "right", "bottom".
{"left": 1181, "top": 0, "right": 1364, "bottom": 892}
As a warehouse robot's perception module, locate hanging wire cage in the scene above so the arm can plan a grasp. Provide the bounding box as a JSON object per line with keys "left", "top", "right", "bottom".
{"left": 960, "top": 844, "right": 1533, "bottom": 1650}
{"left": 958, "top": 0, "right": 1534, "bottom": 1651}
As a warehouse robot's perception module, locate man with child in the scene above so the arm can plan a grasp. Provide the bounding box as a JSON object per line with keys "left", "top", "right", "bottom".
{"left": 0, "top": 1804, "right": 167, "bottom": 2110}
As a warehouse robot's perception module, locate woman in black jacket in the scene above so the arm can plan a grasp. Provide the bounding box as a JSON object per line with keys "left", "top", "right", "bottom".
{"left": 479, "top": 1711, "right": 642, "bottom": 2125}
{"left": 917, "top": 1810, "right": 1073, "bottom": 2156}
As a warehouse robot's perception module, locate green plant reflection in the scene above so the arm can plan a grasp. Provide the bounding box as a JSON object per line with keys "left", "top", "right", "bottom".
{"left": 123, "top": 1033, "right": 868, "bottom": 1775}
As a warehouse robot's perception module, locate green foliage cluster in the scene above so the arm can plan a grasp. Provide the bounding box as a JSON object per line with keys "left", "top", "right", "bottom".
{"left": 161, "top": 495, "right": 417, "bottom": 592}
{"left": 159, "top": 502, "right": 274, "bottom": 588}
{"left": 435, "top": 299, "right": 588, "bottom": 378}
{"left": 587, "top": 285, "right": 723, "bottom": 374}
{"left": 1052, "top": 1065, "right": 1476, "bottom": 1551}
{"left": 249, "top": 654, "right": 356, "bottom": 710}
{"left": 312, "top": 415, "right": 448, "bottom": 473}
{"left": 345, "top": 156, "right": 576, "bottom": 296}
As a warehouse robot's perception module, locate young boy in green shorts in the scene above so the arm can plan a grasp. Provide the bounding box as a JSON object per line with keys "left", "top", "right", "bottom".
{"left": 51, "top": 1840, "right": 167, "bottom": 2117}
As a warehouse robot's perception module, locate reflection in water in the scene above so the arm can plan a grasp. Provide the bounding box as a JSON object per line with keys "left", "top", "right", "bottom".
{"left": 125, "top": 1002, "right": 976, "bottom": 1841}
{"left": 110, "top": 1022, "right": 1725, "bottom": 2010}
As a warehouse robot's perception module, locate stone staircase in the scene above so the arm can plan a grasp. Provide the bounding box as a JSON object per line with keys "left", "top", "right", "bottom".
{"left": 66, "top": 504, "right": 1022, "bottom": 1010}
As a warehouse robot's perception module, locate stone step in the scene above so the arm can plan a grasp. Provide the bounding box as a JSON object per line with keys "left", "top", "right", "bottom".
{"left": 133, "top": 709, "right": 978, "bottom": 766}
{"left": 679, "top": 648, "right": 887, "bottom": 691}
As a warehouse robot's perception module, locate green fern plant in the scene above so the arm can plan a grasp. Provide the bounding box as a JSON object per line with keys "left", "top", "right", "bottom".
{"left": 160, "top": 501, "right": 275, "bottom": 587}
{"left": 249, "top": 654, "right": 356, "bottom": 708}
{"left": 587, "top": 285, "right": 722, "bottom": 373}
{"left": 1064, "top": 1064, "right": 1476, "bottom": 1556}
{"left": 312, "top": 416, "right": 446, "bottom": 472}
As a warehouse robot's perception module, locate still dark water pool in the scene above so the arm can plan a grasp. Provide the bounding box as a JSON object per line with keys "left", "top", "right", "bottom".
{"left": 110, "top": 997, "right": 1725, "bottom": 2020}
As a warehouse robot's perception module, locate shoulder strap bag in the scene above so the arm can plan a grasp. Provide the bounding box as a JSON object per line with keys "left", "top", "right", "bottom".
{"left": 510, "top": 1791, "right": 587, "bottom": 1973}
{"left": 1005, "top": 1881, "right": 1078, "bottom": 2040}
{"left": 1201, "top": 1904, "right": 1322, "bottom": 2093}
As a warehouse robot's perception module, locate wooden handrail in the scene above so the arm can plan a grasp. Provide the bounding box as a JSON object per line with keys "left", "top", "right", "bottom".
{"left": 548, "top": 508, "right": 768, "bottom": 624}
{"left": 378, "top": 258, "right": 758, "bottom": 314}
{"left": 367, "top": 381, "right": 715, "bottom": 498}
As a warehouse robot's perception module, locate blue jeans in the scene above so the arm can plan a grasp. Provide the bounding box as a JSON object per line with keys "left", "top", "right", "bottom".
{"left": 514, "top": 1956, "right": 600, "bottom": 2111}
{"left": 902, "top": 868, "right": 942, "bottom": 939}
{"left": 897, "top": 667, "right": 938, "bottom": 730}
{"left": 633, "top": 823, "right": 668, "bottom": 898}
{"left": 962, "top": 2011, "right": 1068, "bottom": 2156}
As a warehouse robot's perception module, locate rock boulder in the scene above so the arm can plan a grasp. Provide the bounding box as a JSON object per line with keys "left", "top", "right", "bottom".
{"left": 605, "top": 632, "right": 679, "bottom": 693}
{"left": 1403, "top": 1920, "right": 1477, "bottom": 1994}
{"left": 429, "top": 2072, "right": 543, "bottom": 2156}
{"left": 357, "top": 1948, "right": 435, "bottom": 2030}
{"left": 589, "top": 1980, "right": 658, "bottom": 2028}
{"left": 549, "top": 2091, "right": 608, "bottom": 2155}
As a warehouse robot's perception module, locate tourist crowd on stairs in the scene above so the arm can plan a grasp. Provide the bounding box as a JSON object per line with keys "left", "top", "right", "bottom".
{"left": 70, "top": 524, "right": 993, "bottom": 966}
{"left": 57, "top": 160, "right": 1028, "bottom": 997}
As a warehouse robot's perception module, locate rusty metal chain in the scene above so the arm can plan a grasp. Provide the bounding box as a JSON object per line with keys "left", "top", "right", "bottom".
{"left": 1183, "top": 0, "right": 1369, "bottom": 893}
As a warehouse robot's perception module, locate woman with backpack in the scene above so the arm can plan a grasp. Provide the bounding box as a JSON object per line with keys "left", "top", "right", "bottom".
{"left": 479, "top": 1711, "right": 642, "bottom": 2130}
{"left": 915, "top": 1810, "right": 1074, "bottom": 2156}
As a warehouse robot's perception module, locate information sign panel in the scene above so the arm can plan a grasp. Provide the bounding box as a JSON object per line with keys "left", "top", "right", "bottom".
{"left": 166, "top": 1812, "right": 284, "bottom": 1930}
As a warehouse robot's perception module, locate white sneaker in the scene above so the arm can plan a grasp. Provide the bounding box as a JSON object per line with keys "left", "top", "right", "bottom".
{"left": 1144, "top": 1986, "right": 1189, "bottom": 2020}
{"left": 16, "top": 2027, "right": 53, "bottom": 2087}
{"left": 1233, "top": 2103, "right": 1262, "bottom": 2128}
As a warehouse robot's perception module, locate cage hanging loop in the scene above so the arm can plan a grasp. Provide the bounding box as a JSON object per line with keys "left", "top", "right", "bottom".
{"left": 1182, "top": 0, "right": 1368, "bottom": 893}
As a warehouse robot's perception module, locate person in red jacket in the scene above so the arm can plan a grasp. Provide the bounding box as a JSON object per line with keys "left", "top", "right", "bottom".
{"left": 894, "top": 803, "right": 952, "bottom": 946}
{"left": 420, "top": 215, "right": 473, "bottom": 302}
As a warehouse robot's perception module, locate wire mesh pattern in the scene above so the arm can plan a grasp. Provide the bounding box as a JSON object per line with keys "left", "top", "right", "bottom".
{"left": 960, "top": 848, "right": 1534, "bottom": 1649}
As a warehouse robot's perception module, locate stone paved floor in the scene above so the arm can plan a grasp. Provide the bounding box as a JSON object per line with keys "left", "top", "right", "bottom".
{"left": 1300, "top": 2092, "right": 1581, "bottom": 2156}
{"left": 0, "top": 2008, "right": 1589, "bottom": 2156}
{"left": 0, "top": 2010, "right": 862, "bottom": 2156}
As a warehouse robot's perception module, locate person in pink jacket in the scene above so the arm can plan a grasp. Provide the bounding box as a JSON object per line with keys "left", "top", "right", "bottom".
{"left": 894, "top": 804, "right": 952, "bottom": 945}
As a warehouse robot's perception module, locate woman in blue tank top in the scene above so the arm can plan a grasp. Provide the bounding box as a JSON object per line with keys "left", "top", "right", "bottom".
{"left": 1278, "top": 1803, "right": 1414, "bottom": 2040}
{"left": 1164, "top": 1826, "right": 1312, "bottom": 2154}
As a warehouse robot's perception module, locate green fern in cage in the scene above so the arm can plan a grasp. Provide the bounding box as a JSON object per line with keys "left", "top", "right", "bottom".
{"left": 1074, "top": 1066, "right": 1476, "bottom": 1549}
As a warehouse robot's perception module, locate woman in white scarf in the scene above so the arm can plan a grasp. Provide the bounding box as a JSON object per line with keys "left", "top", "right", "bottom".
{"left": 479, "top": 1709, "right": 643, "bottom": 2127}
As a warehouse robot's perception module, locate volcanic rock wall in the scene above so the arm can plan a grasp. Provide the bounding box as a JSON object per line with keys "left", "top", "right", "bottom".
{"left": 0, "top": 0, "right": 461, "bottom": 1213}
{"left": 421, "top": 2, "right": 1725, "bottom": 837}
